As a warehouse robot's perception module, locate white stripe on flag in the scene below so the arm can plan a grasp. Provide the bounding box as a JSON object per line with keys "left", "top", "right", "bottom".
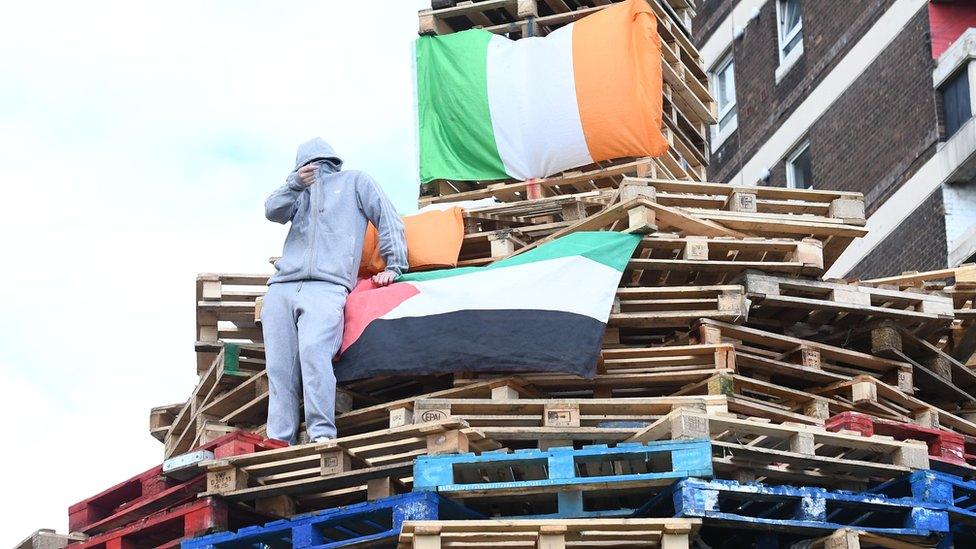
{"left": 485, "top": 26, "right": 594, "bottom": 180}
{"left": 381, "top": 255, "right": 621, "bottom": 322}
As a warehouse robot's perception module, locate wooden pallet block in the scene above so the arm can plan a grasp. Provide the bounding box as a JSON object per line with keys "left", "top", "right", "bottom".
{"left": 398, "top": 518, "right": 701, "bottom": 549}
{"left": 628, "top": 407, "right": 931, "bottom": 489}
{"left": 149, "top": 402, "right": 183, "bottom": 443}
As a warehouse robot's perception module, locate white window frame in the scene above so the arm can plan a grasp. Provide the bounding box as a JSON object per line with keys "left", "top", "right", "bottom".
{"left": 774, "top": 0, "right": 804, "bottom": 83}
{"left": 785, "top": 140, "right": 812, "bottom": 189}
{"left": 710, "top": 51, "right": 738, "bottom": 151}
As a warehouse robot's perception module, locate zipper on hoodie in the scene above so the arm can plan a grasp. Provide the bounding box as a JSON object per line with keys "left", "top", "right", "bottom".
{"left": 307, "top": 180, "right": 318, "bottom": 281}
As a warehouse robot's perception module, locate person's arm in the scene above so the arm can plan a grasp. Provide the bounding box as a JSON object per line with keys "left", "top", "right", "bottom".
{"left": 357, "top": 173, "right": 408, "bottom": 279}
{"left": 265, "top": 173, "right": 305, "bottom": 224}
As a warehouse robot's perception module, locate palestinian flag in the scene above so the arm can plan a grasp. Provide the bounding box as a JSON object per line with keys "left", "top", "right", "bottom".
{"left": 416, "top": 0, "right": 666, "bottom": 183}
{"left": 335, "top": 232, "right": 641, "bottom": 381}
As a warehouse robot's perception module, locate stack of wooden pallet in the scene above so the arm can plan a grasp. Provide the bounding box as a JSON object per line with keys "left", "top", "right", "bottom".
{"left": 19, "top": 1, "right": 976, "bottom": 548}
{"left": 417, "top": 0, "right": 716, "bottom": 202}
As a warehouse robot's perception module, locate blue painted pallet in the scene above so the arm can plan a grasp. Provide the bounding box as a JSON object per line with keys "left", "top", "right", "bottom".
{"left": 413, "top": 439, "right": 712, "bottom": 519}
{"left": 633, "top": 478, "right": 949, "bottom": 538}
{"left": 871, "top": 470, "right": 976, "bottom": 548}
{"left": 181, "top": 492, "right": 481, "bottom": 549}
{"left": 871, "top": 470, "right": 976, "bottom": 522}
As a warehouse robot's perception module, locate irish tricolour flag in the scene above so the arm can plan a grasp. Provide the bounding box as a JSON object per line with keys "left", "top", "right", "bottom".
{"left": 416, "top": 0, "right": 667, "bottom": 183}
{"left": 335, "top": 232, "right": 641, "bottom": 381}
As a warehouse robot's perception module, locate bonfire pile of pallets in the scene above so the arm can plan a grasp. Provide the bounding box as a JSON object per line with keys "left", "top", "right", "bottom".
{"left": 20, "top": 1, "right": 976, "bottom": 548}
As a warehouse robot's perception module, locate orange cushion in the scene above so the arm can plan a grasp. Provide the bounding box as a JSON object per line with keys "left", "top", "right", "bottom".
{"left": 359, "top": 207, "right": 464, "bottom": 276}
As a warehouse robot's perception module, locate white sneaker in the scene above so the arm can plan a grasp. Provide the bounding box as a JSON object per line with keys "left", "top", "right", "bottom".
{"left": 313, "top": 436, "right": 333, "bottom": 443}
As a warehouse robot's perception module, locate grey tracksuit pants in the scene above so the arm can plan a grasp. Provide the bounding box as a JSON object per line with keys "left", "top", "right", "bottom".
{"left": 262, "top": 280, "right": 347, "bottom": 444}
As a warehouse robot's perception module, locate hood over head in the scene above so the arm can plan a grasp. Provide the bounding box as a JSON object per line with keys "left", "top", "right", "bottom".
{"left": 294, "top": 137, "right": 343, "bottom": 171}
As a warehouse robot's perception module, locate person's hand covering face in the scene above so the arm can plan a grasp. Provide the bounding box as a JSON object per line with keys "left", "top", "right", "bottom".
{"left": 297, "top": 163, "right": 318, "bottom": 187}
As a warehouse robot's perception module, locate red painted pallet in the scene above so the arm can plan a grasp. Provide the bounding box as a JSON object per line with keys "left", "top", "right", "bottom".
{"left": 68, "top": 497, "right": 266, "bottom": 549}
{"left": 826, "top": 411, "right": 973, "bottom": 469}
{"left": 68, "top": 431, "right": 284, "bottom": 534}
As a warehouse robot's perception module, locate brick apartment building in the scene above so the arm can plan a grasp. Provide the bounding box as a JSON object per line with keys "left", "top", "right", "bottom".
{"left": 691, "top": 0, "right": 976, "bottom": 278}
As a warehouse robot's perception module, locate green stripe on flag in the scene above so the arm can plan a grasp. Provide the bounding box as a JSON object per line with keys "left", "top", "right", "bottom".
{"left": 400, "top": 232, "right": 641, "bottom": 283}
{"left": 416, "top": 30, "right": 508, "bottom": 183}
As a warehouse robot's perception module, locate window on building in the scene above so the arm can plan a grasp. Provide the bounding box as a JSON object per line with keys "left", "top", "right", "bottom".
{"left": 776, "top": 0, "right": 803, "bottom": 61}
{"left": 711, "top": 52, "right": 737, "bottom": 147}
{"left": 942, "top": 68, "right": 972, "bottom": 139}
{"left": 786, "top": 141, "right": 812, "bottom": 189}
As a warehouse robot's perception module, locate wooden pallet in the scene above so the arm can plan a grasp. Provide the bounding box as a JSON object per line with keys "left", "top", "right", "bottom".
{"left": 182, "top": 492, "right": 482, "bottom": 549}
{"left": 687, "top": 319, "right": 915, "bottom": 394}
{"left": 195, "top": 274, "right": 268, "bottom": 373}
{"left": 867, "top": 264, "right": 976, "bottom": 365}
{"left": 672, "top": 372, "right": 832, "bottom": 426}
{"left": 422, "top": 158, "right": 654, "bottom": 204}
{"left": 606, "top": 178, "right": 867, "bottom": 267}
{"left": 413, "top": 440, "right": 712, "bottom": 518}
{"left": 397, "top": 518, "right": 701, "bottom": 549}
{"left": 336, "top": 378, "right": 539, "bottom": 436}
{"left": 200, "top": 419, "right": 496, "bottom": 514}
{"left": 67, "top": 498, "right": 267, "bottom": 549}
{"left": 790, "top": 529, "right": 939, "bottom": 549}
{"left": 826, "top": 411, "right": 976, "bottom": 476}
{"left": 825, "top": 322, "right": 976, "bottom": 410}
{"left": 70, "top": 431, "right": 282, "bottom": 535}
{"left": 161, "top": 344, "right": 268, "bottom": 458}
{"left": 415, "top": 395, "right": 726, "bottom": 450}
{"left": 740, "top": 271, "right": 955, "bottom": 334}
{"left": 463, "top": 229, "right": 826, "bottom": 286}
{"left": 450, "top": 180, "right": 866, "bottom": 271}
{"left": 812, "top": 375, "right": 976, "bottom": 441}
{"left": 871, "top": 470, "right": 976, "bottom": 548}
{"left": 420, "top": 0, "right": 697, "bottom": 36}
{"left": 417, "top": 0, "right": 711, "bottom": 128}
{"left": 15, "top": 530, "right": 86, "bottom": 549}
{"left": 636, "top": 478, "right": 948, "bottom": 539}
{"left": 471, "top": 343, "right": 735, "bottom": 398}
{"left": 611, "top": 285, "right": 748, "bottom": 332}
{"left": 149, "top": 402, "right": 183, "bottom": 443}
{"left": 628, "top": 407, "right": 931, "bottom": 489}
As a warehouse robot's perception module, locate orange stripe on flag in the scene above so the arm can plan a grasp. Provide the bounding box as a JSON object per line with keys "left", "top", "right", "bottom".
{"left": 572, "top": 0, "right": 667, "bottom": 162}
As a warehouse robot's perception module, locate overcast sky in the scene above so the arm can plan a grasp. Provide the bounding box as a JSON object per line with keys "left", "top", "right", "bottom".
{"left": 0, "top": 1, "right": 430, "bottom": 544}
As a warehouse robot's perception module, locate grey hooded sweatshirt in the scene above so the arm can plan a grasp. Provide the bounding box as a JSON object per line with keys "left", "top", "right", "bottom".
{"left": 265, "top": 138, "right": 408, "bottom": 288}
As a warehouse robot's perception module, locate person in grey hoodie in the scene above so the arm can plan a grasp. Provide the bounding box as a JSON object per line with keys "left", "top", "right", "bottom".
{"left": 263, "top": 138, "right": 407, "bottom": 444}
